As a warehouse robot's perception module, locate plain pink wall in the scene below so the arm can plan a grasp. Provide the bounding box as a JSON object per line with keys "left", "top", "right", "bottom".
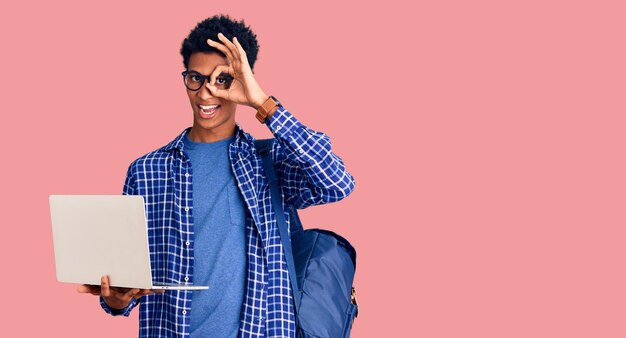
{"left": 1, "top": 0, "right": 625, "bottom": 337}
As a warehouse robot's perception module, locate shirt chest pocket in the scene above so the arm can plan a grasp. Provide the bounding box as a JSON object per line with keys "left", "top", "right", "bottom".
{"left": 227, "top": 184, "right": 246, "bottom": 226}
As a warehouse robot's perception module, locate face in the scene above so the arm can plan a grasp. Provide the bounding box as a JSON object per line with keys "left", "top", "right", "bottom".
{"left": 185, "top": 52, "right": 237, "bottom": 142}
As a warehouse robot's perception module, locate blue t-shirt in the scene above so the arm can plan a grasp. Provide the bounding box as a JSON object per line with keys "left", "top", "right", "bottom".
{"left": 183, "top": 134, "right": 247, "bottom": 337}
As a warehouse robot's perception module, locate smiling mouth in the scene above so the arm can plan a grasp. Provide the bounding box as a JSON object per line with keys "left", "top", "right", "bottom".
{"left": 198, "top": 104, "right": 220, "bottom": 118}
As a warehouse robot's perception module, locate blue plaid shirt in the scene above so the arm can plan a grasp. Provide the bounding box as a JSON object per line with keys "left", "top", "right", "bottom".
{"left": 99, "top": 107, "right": 355, "bottom": 337}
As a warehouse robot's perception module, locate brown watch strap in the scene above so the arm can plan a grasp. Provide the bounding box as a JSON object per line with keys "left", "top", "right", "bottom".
{"left": 256, "top": 96, "right": 279, "bottom": 123}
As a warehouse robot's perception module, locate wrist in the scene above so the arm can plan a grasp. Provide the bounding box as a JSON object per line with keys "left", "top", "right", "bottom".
{"left": 104, "top": 297, "right": 130, "bottom": 310}
{"left": 252, "top": 94, "right": 269, "bottom": 110}
{"left": 255, "top": 95, "right": 282, "bottom": 124}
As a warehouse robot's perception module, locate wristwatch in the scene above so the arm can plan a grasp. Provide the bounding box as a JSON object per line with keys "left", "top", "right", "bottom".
{"left": 255, "top": 95, "right": 282, "bottom": 124}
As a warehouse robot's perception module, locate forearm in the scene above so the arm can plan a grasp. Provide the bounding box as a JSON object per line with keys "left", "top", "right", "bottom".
{"left": 267, "top": 107, "right": 355, "bottom": 207}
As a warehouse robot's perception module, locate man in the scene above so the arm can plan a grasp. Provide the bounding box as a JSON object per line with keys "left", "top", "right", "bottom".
{"left": 77, "top": 14, "right": 355, "bottom": 338}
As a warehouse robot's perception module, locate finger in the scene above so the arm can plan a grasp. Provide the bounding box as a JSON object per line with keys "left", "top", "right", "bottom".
{"left": 137, "top": 289, "right": 165, "bottom": 297}
{"left": 124, "top": 288, "right": 140, "bottom": 299}
{"left": 206, "top": 65, "right": 232, "bottom": 99}
{"left": 133, "top": 289, "right": 151, "bottom": 299}
{"left": 207, "top": 37, "right": 234, "bottom": 62}
{"left": 111, "top": 286, "right": 132, "bottom": 294}
{"left": 87, "top": 285, "right": 102, "bottom": 296}
{"left": 101, "top": 275, "right": 111, "bottom": 298}
{"left": 77, "top": 284, "right": 99, "bottom": 295}
{"left": 217, "top": 32, "right": 240, "bottom": 61}
{"left": 206, "top": 82, "right": 227, "bottom": 99}
{"left": 233, "top": 37, "right": 249, "bottom": 65}
{"left": 209, "top": 65, "right": 232, "bottom": 86}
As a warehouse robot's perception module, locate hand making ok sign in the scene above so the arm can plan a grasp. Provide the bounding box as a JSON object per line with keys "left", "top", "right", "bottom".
{"left": 206, "top": 32, "right": 269, "bottom": 109}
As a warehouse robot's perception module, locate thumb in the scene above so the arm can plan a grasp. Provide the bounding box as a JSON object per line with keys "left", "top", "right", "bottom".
{"left": 101, "top": 275, "right": 111, "bottom": 297}
{"left": 205, "top": 83, "right": 227, "bottom": 99}
{"left": 127, "top": 288, "right": 141, "bottom": 300}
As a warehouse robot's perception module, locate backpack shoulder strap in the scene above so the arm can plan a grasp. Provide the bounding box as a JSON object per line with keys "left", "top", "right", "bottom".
{"left": 255, "top": 138, "right": 302, "bottom": 313}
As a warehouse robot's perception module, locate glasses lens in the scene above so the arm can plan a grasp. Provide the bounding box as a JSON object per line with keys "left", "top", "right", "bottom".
{"left": 184, "top": 71, "right": 203, "bottom": 90}
{"left": 214, "top": 73, "right": 233, "bottom": 90}
{"left": 183, "top": 71, "right": 233, "bottom": 90}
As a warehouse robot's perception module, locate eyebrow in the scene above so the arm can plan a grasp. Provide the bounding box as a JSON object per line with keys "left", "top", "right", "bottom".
{"left": 188, "top": 70, "right": 231, "bottom": 78}
{"left": 188, "top": 69, "right": 210, "bottom": 76}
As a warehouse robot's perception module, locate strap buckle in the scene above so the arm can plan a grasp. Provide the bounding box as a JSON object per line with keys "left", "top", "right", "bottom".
{"left": 351, "top": 287, "right": 358, "bottom": 319}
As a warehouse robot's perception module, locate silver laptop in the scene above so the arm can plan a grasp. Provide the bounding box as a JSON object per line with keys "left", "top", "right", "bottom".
{"left": 49, "top": 195, "right": 208, "bottom": 290}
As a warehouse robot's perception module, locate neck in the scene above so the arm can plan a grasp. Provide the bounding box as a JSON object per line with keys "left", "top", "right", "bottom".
{"left": 188, "top": 124, "right": 236, "bottom": 143}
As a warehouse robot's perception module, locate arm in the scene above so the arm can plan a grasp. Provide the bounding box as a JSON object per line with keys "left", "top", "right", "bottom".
{"left": 99, "top": 294, "right": 139, "bottom": 317}
{"left": 200, "top": 33, "right": 355, "bottom": 207}
{"left": 267, "top": 107, "right": 356, "bottom": 209}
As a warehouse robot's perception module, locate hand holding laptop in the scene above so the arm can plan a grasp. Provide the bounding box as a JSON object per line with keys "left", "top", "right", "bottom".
{"left": 77, "top": 275, "right": 165, "bottom": 310}
{"left": 50, "top": 195, "right": 209, "bottom": 291}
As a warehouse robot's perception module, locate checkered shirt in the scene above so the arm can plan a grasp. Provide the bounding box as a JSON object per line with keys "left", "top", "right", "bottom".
{"left": 98, "top": 107, "right": 355, "bottom": 337}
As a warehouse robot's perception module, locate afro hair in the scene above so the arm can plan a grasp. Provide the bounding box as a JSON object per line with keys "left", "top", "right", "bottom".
{"left": 180, "top": 14, "right": 259, "bottom": 71}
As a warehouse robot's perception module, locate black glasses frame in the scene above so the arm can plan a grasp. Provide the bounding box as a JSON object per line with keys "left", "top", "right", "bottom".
{"left": 181, "top": 70, "right": 233, "bottom": 91}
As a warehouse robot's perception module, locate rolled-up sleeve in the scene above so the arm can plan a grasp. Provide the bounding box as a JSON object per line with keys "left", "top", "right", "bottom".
{"left": 266, "top": 107, "right": 355, "bottom": 209}
{"left": 100, "top": 296, "right": 139, "bottom": 317}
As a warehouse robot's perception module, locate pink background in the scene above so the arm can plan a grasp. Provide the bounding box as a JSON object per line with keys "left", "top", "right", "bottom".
{"left": 1, "top": 0, "right": 624, "bottom": 337}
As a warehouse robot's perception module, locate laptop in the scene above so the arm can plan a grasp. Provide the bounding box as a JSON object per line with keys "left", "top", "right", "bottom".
{"left": 49, "top": 195, "right": 209, "bottom": 290}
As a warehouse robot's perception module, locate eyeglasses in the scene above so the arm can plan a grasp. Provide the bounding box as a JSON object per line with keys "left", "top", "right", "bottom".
{"left": 181, "top": 70, "right": 234, "bottom": 91}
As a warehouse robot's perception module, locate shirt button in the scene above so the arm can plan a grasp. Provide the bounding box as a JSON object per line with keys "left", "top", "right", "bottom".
{"left": 276, "top": 126, "right": 281, "bottom": 131}
{"left": 184, "top": 277, "right": 189, "bottom": 282}
{"left": 185, "top": 241, "right": 190, "bottom": 246}
{"left": 185, "top": 207, "right": 189, "bottom": 212}
{"left": 185, "top": 173, "right": 189, "bottom": 178}
{"left": 182, "top": 310, "right": 187, "bottom": 315}
{"left": 298, "top": 149, "right": 304, "bottom": 154}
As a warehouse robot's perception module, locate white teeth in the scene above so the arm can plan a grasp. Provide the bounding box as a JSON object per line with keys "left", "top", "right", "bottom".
{"left": 199, "top": 104, "right": 219, "bottom": 109}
